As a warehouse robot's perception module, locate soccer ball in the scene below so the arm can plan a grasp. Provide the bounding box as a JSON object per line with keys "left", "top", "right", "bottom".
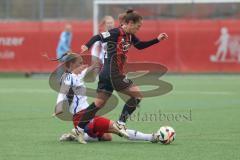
{"left": 157, "top": 126, "right": 176, "bottom": 144}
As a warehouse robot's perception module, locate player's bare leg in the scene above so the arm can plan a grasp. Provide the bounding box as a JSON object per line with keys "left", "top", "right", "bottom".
{"left": 94, "top": 91, "right": 111, "bottom": 108}
{"left": 99, "top": 133, "right": 112, "bottom": 141}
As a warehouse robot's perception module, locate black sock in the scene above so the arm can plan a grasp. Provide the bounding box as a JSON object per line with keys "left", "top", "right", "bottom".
{"left": 78, "top": 102, "right": 100, "bottom": 129}
{"left": 119, "top": 103, "right": 136, "bottom": 123}
{"left": 119, "top": 98, "right": 141, "bottom": 123}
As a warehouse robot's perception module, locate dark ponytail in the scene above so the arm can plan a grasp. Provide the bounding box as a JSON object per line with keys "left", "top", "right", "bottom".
{"left": 119, "top": 9, "right": 142, "bottom": 24}
{"left": 126, "top": 9, "right": 134, "bottom": 14}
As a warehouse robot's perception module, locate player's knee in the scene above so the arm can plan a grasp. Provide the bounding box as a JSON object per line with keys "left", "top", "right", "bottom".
{"left": 130, "top": 86, "right": 143, "bottom": 99}
{"left": 94, "top": 99, "right": 106, "bottom": 108}
{"left": 105, "top": 134, "right": 112, "bottom": 141}
{"left": 100, "top": 133, "right": 112, "bottom": 141}
{"left": 94, "top": 92, "right": 111, "bottom": 108}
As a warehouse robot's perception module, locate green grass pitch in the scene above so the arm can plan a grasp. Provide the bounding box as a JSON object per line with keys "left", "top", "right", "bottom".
{"left": 0, "top": 74, "right": 240, "bottom": 160}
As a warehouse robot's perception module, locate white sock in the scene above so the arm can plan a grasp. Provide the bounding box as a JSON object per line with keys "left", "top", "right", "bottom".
{"left": 126, "top": 129, "right": 153, "bottom": 141}
{"left": 83, "top": 133, "right": 98, "bottom": 141}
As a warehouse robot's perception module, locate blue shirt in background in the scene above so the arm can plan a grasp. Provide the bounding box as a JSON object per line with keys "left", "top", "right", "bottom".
{"left": 56, "top": 31, "right": 72, "bottom": 62}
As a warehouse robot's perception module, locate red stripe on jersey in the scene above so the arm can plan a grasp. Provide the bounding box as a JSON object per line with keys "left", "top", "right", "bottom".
{"left": 115, "top": 27, "right": 131, "bottom": 74}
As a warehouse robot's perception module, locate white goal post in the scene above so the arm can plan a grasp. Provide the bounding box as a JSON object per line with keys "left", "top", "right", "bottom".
{"left": 93, "top": 0, "right": 240, "bottom": 35}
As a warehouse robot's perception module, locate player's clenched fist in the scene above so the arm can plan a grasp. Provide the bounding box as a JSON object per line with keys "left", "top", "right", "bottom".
{"left": 157, "top": 33, "right": 168, "bottom": 41}
{"left": 81, "top": 45, "right": 88, "bottom": 53}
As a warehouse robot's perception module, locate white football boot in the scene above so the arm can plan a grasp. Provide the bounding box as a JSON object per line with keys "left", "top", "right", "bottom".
{"left": 151, "top": 133, "right": 160, "bottom": 143}
{"left": 113, "top": 121, "right": 129, "bottom": 138}
{"left": 74, "top": 127, "right": 87, "bottom": 144}
{"left": 59, "top": 133, "right": 76, "bottom": 141}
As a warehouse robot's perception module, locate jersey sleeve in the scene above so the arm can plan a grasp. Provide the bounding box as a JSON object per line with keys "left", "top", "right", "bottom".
{"left": 85, "top": 28, "right": 119, "bottom": 49}
{"left": 132, "top": 34, "right": 160, "bottom": 50}
{"left": 85, "top": 35, "right": 102, "bottom": 49}
{"left": 99, "top": 31, "right": 112, "bottom": 42}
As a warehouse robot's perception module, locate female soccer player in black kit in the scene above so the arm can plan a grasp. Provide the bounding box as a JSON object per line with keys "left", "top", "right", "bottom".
{"left": 75, "top": 9, "right": 168, "bottom": 143}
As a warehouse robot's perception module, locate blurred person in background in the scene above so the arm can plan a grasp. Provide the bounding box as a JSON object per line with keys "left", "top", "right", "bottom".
{"left": 56, "top": 24, "right": 73, "bottom": 62}
{"left": 91, "top": 16, "right": 115, "bottom": 77}
{"left": 56, "top": 24, "right": 73, "bottom": 80}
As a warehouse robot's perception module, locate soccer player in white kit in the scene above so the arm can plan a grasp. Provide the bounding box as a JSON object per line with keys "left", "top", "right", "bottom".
{"left": 54, "top": 52, "right": 128, "bottom": 143}
{"left": 54, "top": 52, "right": 161, "bottom": 144}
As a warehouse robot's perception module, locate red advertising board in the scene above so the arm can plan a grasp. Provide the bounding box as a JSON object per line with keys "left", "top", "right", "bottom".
{"left": 0, "top": 20, "right": 240, "bottom": 73}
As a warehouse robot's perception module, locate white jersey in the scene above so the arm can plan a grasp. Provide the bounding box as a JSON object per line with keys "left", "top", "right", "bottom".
{"left": 56, "top": 68, "right": 89, "bottom": 115}
{"left": 91, "top": 41, "right": 107, "bottom": 64}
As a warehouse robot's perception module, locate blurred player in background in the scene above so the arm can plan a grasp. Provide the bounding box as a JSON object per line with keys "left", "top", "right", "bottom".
{"left": 91, "top": 16, "right": 115, "bottom": 76}
{"left": 55, "top": 24, "right": 73, "bottom": 80}
{"left": 56, "top": 24, "right": 73, "bottom": 62}
{"left": 77, "top": 9, "right": 168, "bottom": 143}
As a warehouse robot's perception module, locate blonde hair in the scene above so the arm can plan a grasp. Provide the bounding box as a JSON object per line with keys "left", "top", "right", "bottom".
{"left": 99, "top": 16, "right": 114, "bottom": 28}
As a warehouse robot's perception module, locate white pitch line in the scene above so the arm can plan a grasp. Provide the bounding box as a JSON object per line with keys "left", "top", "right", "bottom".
{"left": 0, "top": 88, "right": 55, "bottom": 94}
{"left": 0, "top": 88, "right": 238, "bottom": 95}
{"left": 173, "top": 91, "right": 237, "bottom": 95}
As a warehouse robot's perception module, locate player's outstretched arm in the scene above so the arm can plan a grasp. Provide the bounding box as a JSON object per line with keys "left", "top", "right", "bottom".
{"left": 157, "top": 33, "right": 168, "bottom": 41}
{"left": 133, "top": 33, "right": 168, "bottom": 50}
{"left": 82, "top": 60, "right": 101, "bottom": 82}
{"left": 53, "top": 74, "right": 72, "bottom": 116}
{"left": 81, "top": 35, "right": 102, "bottom": 54}
{"left": 81, "top": 29, "right": 115, "bottom": 53}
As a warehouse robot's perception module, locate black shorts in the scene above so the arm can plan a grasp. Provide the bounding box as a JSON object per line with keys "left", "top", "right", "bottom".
{"left": 97, "top": 74, "right": 133, "bottom": 94}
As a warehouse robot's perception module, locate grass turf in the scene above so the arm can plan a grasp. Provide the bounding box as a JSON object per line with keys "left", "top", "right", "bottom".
{"left": 0, "top": 74, "right": 240, "bottom": 160}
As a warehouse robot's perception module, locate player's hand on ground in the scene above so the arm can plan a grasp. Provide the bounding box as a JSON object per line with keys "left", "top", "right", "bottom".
{"left": 158, "top": 33, "right": 168, "bottom": 41}
{"left": 81, "top": 45, "right": 88, "bottom": 54}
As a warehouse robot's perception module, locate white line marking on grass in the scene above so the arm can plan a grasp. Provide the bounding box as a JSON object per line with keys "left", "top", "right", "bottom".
{"left": 0, "top": 88, "right": 55, "bottom": 94}
{"left": 0, "top": 88, "right": 238, "bottom": 95}
{"left": 173, "top": 91, "right": 237, "bottom": 95}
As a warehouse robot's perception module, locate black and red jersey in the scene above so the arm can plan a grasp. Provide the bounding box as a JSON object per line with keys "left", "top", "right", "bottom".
{"left": 85, "top": 27, "right": 159, "bottom": 77}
